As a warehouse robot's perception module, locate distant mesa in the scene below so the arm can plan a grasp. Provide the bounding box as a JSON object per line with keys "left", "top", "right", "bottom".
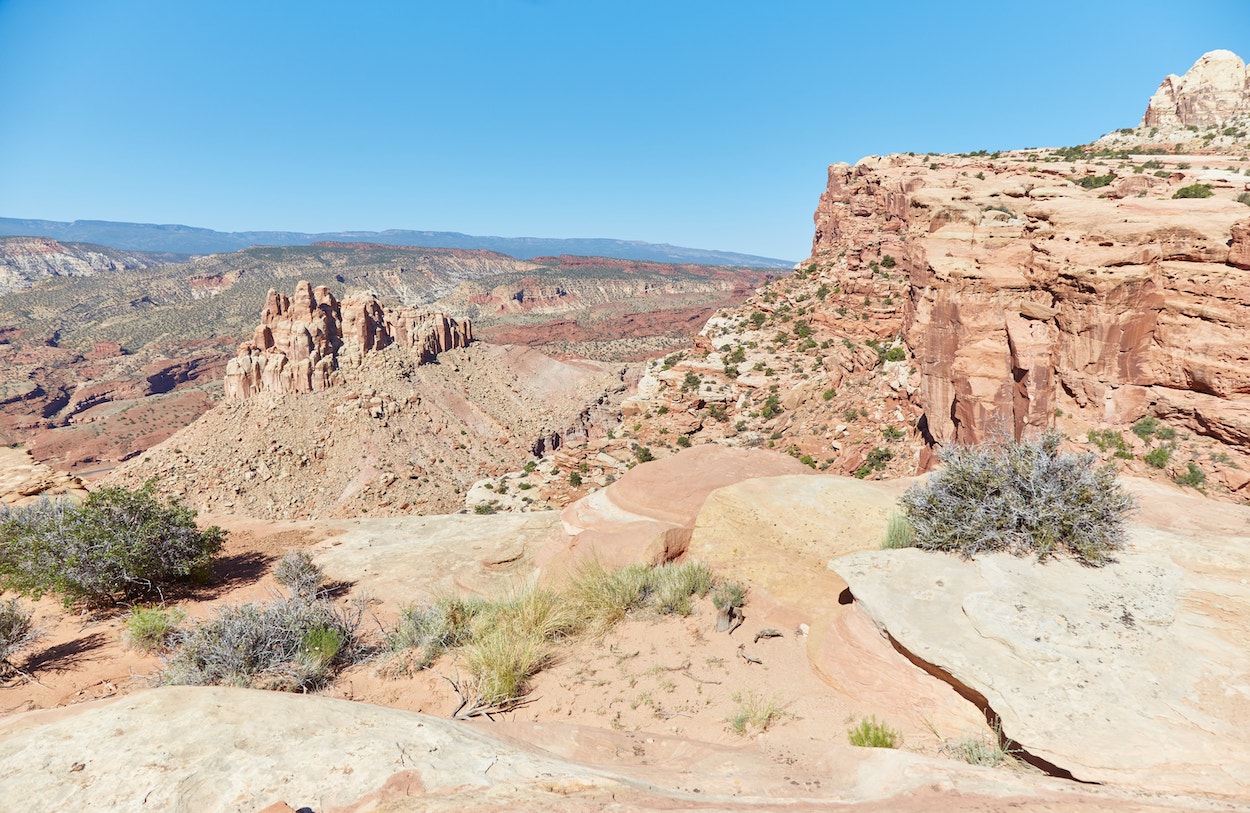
{"left": 0, "top": 218, "right": 794, "bottom": 269}
{"left": 224, "top": 280, "right": 472, "bottom": 399}
{"left": 1143, "top": 49, "right": 1250, "bottom": 129}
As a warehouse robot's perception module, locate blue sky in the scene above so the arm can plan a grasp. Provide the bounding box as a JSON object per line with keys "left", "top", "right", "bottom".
{"left": 1, "top": 1, "right": 1246, "bottom": 260}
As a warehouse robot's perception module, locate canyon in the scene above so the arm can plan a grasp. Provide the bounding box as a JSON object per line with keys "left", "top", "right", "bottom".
{"left": 2, "top": 50, "right": 1250, "bottom": 812}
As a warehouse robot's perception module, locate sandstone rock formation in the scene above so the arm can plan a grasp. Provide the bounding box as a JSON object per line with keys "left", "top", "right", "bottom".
{"left": 807, "top": 153, "right": 1250, "bottom": 459}
{"left": 0, "top": 445, "right": 87, "bottom": 505}
{"left": 831, "top": 477, "right": 1250, "bottom": 794}
{"left": 223, "top": 281, "right": 472, "bottom": 399}
{"left": 1143, "top": 50, "right": 1250, "bottom": 129}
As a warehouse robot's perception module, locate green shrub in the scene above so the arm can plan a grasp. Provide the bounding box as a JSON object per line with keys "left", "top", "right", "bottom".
{"left": 1238, "top": 192, "right": 1250, "bottom": 207}
{"left": 1071, "top": 173, "right": 1116, "bottom": 189}
{"left": 1131, "top": 416, "right": 1160, "bottom": 441}
{"left": 847, "top": 716, "right": 900, "bottom": 748}
{"left": 163, "top": 595, "right": 364, "bottom": 691}
{"left": 884, "top": 346, "right": 906, "bottom": 362}
{"left": 1144, "top": 446, "right": 1171, "bottom": 469}
{"left": 900, "top": 431, "right": 1133, "bottom": 565}
{"left": 567, "top": 472, "right": 582, "bottom": 486}
{"left": 676, "top": 435, "right": 691, "bottom": 448}
{"left": 1173, "top": 183, "right": 1213, "bottom": 199}
{"left": 124, "top": 605, "right": 186, "bottom": 653}
{"left": 1175, "top": 462, "right": 1206, "bottom": 487}
{"left": 0, "top": 483, "right": 225, "bottom": 607}
{"left": 0, "top": 598, "right": 42, "bottom": 674}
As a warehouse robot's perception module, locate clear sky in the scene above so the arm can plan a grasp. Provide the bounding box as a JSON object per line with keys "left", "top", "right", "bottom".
{"left": 1, "top": 1, "right": 1247, "bottom": 260}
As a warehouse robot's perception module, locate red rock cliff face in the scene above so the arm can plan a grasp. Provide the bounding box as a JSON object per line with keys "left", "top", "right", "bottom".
{"left": 224, "top": 280, "right": 472, "bottom": 399}
{"left": 808, "top": 153, "right": 1250, "bottom": 450}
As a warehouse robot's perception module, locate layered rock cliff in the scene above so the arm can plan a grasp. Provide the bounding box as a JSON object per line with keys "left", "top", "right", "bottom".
{"left": 809, "top": 153, "right": 1250, "bottom": 453}
{"left": 223, "top": 281, "right": 472, "bottom": 399}
{"left": 0, "top": 236, "right": 178, "bottom": 294}
{"left": 1143, "top": 49, "right": 1250, "bottom": 129}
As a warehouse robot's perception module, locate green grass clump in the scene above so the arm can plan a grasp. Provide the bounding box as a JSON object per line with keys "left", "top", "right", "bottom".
{"left": 726, "top": 690, "right": 789, "bottom": 735}
{"left": 1175, "top": 462, "right": 1206, "bottom": 488}
{"left": 124, "top": 605, "right": 186, "bottom": 653}
{"left": 900, "top": 430, "right": 1133, "bottom": 565}
{"left": 387, "top": 561, "right": 725, "bottom": 706}
{"left": 847, "top": 716, "right": 900, "bottom": 748}
{"left": 881, "top": 512, "right": 916, "bottom": 549}
{"left": 1144, "top": 446, "right": 1172, "bottom": 469}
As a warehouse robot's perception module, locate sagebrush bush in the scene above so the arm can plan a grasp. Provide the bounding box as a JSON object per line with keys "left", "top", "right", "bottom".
{"left": 273, "top": 550, "right": 324, "bottom": 599}
{"left": 0, "top": 598, "right": 42, "bottom": 673}
{"left": 124, "top": 605, "right": 186, "bottom": 653}
{"left": 900, "top": 431, "right": 1133, "bottom": 565}
{"left": 163, "top": 595, "right": 364, "bottom": 691}
{"left": 0, "top": 482, "right": 225, "bottom": 606}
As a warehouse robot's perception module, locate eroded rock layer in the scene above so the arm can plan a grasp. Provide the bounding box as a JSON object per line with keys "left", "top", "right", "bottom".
{"left": 808, "top": 153, "right": 1250, "bottom": 451}
{"left": 223, "top": 281, "right": 472, "bottom": 399}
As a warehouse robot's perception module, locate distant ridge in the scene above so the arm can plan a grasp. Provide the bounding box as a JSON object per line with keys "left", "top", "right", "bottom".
{"left": 0, "top": 217, "right": 793, "bottom": 269}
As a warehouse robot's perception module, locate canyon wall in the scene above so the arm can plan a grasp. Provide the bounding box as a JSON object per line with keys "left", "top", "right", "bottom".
{"left": 808, "top": 153, "right": 1250, "bottom": 449}
{"left": 223, "top": 280, "right": 472, "bottom": 399}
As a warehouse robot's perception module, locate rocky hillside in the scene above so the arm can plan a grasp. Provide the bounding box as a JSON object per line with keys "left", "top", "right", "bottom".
{"left": 0, "top": 244, "right": 762, "bottom": 473}
{"left": 524, "top": 52, "right": 1250, "bottom": 505}
{"left": 0, "top": 236, "right": 182, "bottom": 294}
{"left": 106, "top": 283, "right": 628, "bottom": 518}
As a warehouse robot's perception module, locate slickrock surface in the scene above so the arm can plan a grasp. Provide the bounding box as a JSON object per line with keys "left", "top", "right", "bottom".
{"left": 0, "top": 445, "right": 88, "bottom": 505}
{"left": 831, "top": 477, "right": 1250, "bottom": 795}
{"left": 555, "top": 445, "right": 816, "bottom": 568}
{"left": 313, "top": 510, "right": 564, "bottom": 607}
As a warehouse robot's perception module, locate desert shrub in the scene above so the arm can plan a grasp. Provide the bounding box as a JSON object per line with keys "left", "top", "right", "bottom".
{"left": 1144, "top": 446, "right": 1171, "bottom": 469}
{"left": 900, "top": 430, "right": 1133, "bottom": 565}
{"left": 1173, "top": 183, "right": 1213, "bottom": 199}
{"left": 884, "top": 346, "right": 906, "bottom": 362}
{"left": 1175, "top": 462, "right": 1206, "bottom": 488}
{"left": 676, "top": 435, "right": 691, "bottom": 448}
{"left": 0, "top": 483, "right": 225, "bottom": 607}
{"left": 124, "top": 605, "right": 186, "bottom": 653}
{"left": 163, "top": 595, "right": 364, "bottom": 691}
{"left": 847, "top": 716, "right": 900, "bottom": 748}
{"left": 567, "top": 472, "right": 583, "bottom": 486}
{"left": 1238, "top": 192, "right": 1250, "bottom": 207}
{"left": 273, "top": 550, "right": 325, "bottom": 599}
{"left": 711, "top": 580, "right": 747, "bottom": 612}
{"left": 1131, "top": 416, "right": 1160, "bottom": 441}
{"left": 881, "top": 512, "right": 915, "bottom": 549}
{"left": 0, "top": 598, "right": 42, "bottom": 674}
